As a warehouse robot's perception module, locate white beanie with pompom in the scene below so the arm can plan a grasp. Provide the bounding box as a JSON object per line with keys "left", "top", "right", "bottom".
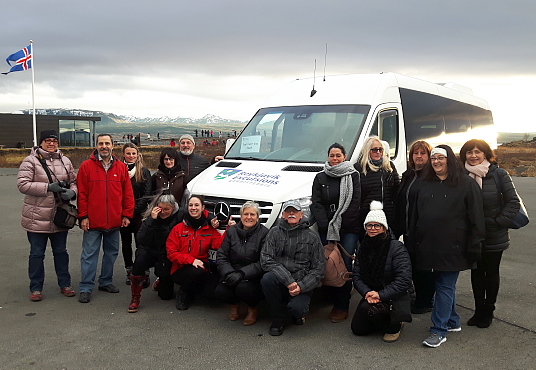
{"left": 364, "top": 200, "right": 388, "bottom": 230}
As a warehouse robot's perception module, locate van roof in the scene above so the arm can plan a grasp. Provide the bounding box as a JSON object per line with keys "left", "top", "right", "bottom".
{"left": 262, "top": 72, "right": 490, "bottom": 110}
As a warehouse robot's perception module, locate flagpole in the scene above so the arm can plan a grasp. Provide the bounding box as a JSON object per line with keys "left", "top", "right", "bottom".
{"left": 30, "top": 40, "right": 36, "bottom": 147}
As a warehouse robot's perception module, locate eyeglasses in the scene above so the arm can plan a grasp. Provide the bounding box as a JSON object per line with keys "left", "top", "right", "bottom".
{"left": 44, "top": 139, "right": 58, "bottom": 144}
{"left": 365, "top": 223, "right": 383, "bottom": 230}
{"left": 370, "top": 147, "right": 383, "bottom": 153}
{"left": 431, "top": 156, "right": 447, "bottom": 161}
{"left": 163, "top": 158, "right": 174, "bottom": 162}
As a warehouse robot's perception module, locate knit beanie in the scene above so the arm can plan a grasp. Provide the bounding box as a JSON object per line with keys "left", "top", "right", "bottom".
{"left": 179, "top": 134, "right": 195, "bottom": 145}
{"left": 40, "top": 130, "right": 58, "bottom": 143}
{"left": 364, "top": 201, "right": 388, "bottom": 230}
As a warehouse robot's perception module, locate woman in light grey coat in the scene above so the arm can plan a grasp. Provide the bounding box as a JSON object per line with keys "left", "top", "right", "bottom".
{"left": 17, "top": 130, "right": 77, "bottom": 301}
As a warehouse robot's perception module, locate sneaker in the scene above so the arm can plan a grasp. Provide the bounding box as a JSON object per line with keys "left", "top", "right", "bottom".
{"left": 152, "top": 277, "right": 160, "bottom": 291}
{"left": 78, "top": 292, "right": 92, "bottom": 303}
{"left": 423, "top": 333, "right": 447, "bottom": 348}
{"left": 98, "top": 284, "right": 120, "bottom": 293}
{"left": 269, "top": 321, "right": 285, "bottom": 336}
{"left": 60, "top": 286, "right": 76, "bottom": 297}
{"left": 30, "top": 291, "right": 42, "bottom": 301}
{"left": 447, "top": 325, "right": 462, "bottom": 332}
{"left": 292, "top": 316, "right": 305, "bottom": 325}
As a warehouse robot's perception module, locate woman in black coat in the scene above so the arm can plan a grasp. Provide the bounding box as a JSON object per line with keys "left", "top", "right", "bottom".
{"left": 412, "top": 145, "right": 485, "bottom": 348}
{"left": 215, "top": 201, "right": 269, "bottom": 326}
{"left": 351, "top": 201, "right": 412, "bottom": 343}
{"left": 354, "top": 136, "right": 399, "bottom": 242}
{"left": 121, "top": 143, "right": 152, "bottom": 285}
{"left": 393, "top": 140, "right": 435, "bottom": 314}
{"left": 460, "top": 139, "right": 520, "bottom": 328}
{"left": 311, "top": 142, "right": 360, "bottom": 323}
{"left": 127, "top": 191, "right": 184, "bottom": 313}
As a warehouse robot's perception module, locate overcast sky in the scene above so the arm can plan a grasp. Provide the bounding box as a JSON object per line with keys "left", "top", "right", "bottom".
{"left": 1, "top": 0, "right": 535, "bottom": 132}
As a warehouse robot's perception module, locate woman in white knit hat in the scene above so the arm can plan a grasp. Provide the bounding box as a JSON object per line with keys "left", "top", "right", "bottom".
{"left": 351, "top": 201, "right": 412, "bottom": 343}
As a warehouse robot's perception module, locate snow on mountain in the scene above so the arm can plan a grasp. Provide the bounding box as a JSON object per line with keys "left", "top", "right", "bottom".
{"left": 18, "top": 109, "right": 246, "bottom": 125}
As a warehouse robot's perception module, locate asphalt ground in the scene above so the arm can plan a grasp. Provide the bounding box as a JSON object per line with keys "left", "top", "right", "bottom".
{"left": 0, "top": 168, "right": 535, "bottom": 369}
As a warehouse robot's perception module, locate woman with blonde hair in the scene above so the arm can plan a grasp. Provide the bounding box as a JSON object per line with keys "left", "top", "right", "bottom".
{"left": 120, "top": 143, "right": 152, "bottom": 286}
{"left": 354, "top": 136, "right": 399, "bottom": 241}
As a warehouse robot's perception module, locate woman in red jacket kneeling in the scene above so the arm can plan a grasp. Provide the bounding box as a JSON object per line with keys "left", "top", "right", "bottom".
{"left": 166, "top": 195, "right": 233, "bottom": 310}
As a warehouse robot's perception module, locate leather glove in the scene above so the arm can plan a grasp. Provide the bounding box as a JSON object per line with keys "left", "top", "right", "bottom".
{"left": 48, "top": 182, "right": 66, "bottom": 193}
{"left": 224, "top": 271, "right": 244, "bottom": 286}
{"left": 60, "top": 189, "right": 76, "bottom": 201}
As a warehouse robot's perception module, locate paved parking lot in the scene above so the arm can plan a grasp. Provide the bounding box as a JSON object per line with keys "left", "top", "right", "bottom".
{"left": 0, "top": 168, "right": 535, "bottom": 369}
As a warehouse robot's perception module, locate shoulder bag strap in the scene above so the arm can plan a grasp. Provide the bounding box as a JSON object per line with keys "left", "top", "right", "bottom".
{"left": 37, "top": 152, "right": 61, "bottom": 204}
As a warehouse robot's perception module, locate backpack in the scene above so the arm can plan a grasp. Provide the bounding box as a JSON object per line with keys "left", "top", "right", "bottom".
{"left": 322, "top": 242, "right": 353, "bottom": 287}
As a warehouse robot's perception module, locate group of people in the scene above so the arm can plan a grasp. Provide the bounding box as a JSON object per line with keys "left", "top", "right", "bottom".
{"left": 18, "top": 131, "right": 521, "bottom": 347}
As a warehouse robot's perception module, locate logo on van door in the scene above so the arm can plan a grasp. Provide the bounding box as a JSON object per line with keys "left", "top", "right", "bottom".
{"left": 215, "top": 169, "right": 242, "bottom": 180}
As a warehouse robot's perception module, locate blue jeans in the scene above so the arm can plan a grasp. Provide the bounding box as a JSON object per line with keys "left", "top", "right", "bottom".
{"left": 79, "top": 229, "right": 120, "bottom": 292}
{"left": 27, "top": 231, "right": 71, "bottom": 292}
{"left": 430, "top": 271, "right": 461, "bottom": 336}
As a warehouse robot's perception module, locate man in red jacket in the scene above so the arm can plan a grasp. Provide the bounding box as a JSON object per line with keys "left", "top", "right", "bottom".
{"left": 77, "top": 134, "right": 135, "bottom": 303}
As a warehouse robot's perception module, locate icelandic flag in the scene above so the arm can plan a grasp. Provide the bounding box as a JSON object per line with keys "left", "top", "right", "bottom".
{"left": 2, "top": 45, "right": 32, "bottom": 75}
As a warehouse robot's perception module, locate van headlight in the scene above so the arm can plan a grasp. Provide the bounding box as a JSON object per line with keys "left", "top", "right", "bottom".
{"left": 280, "top": 197, "right": 312, "bottom": 219}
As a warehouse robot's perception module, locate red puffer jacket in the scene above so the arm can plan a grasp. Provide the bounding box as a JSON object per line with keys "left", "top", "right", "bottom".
{"left": 166, "top": 210, "right": 224, "bottom": 274}
{"left": 77, "top": 150, "right": 134, "bottom": 230}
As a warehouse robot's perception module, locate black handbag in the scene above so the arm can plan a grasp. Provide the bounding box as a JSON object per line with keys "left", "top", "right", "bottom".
{"left": 390, "top": 291, "right": 413, "bottom": 323}
{"left": 38, "top": 154, "right": 78, "bottom": 229}
{"left": 491, "top": 170, "right": 529, "bottom": 229}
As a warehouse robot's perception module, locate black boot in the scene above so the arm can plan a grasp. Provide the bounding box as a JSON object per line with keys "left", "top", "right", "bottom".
{"left": 175, "top": 289, "right": 192, "bottom": 310}
{"left": 467, "top": 300, "right": 485, "bottom": 326}
{"left": 476, "top": 304, "right": 495, "bottom": 328}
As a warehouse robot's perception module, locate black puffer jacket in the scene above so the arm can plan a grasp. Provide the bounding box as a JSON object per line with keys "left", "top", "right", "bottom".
{"left": 137, "top": 208, "right": 185, "bottom": 256}
{"left": 216, "top": 222, "right": 269, "bottom": 280}
{"left": 310, "top": 171, "right": 361, "bottom": 235}
{"left": 352, "top": 237, "right": 412, "bottom": 302}
{"left": 354, "top": 162, "right": 399, "bottom": 239}
{"left": 179, "top": 152, "right": 210, "bottom": 184}
{"left": 131, "top": 167, "right": 152, "bottom": 215}
{"left": 477, "top": 164, "right": 520, "bottom": 251}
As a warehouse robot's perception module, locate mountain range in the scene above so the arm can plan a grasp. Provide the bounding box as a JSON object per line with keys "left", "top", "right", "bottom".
{"left": 17, "top": 108, "right": 246, "bottom": 126}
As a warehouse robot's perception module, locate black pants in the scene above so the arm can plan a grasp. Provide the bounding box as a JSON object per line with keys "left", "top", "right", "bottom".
{"left": 132, "top": 248, "right": 174, "bottom": 300}
{"left": 322, "top": 280, "right": 353, "bottom": 311}
{"left": 120, "top": 214, "right": 142, "bottom": 268}
{"left": 471, "top": 250, "right": 503, "bottom": 306}
{"left": 171, "top": 264, "right": 219, "bottom": 298}
{"left": 215, "top": 279, "right": 264, "bottom": 308}
{"left": 261, "top": 272, "right": 312, "bottom": 322}
{"left": 409, "top": 253, "right": 435, "bottom": 309}
{"left": 351, "top": 298, "right": 401, "bottom": 335}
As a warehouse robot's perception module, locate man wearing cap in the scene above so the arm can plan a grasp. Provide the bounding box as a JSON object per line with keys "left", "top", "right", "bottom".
{"left": 177, "top": 134, "right": 210, "bottom": 183}
{"left": 260, "top": 200, "right": 325, "bottom": 336}
{"left": 77, "top": 133, "right": 135, "bottom": 303}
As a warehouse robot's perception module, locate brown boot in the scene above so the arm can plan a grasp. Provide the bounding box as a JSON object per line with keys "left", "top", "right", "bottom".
{"left": 128, "top": 275, "right": 143, "bottom": 313}
{"left": 228, "top": 304, "right": 240, "bottom": 321}
{"left": 329, "top": 308, "right": 348, "bottom": 323}
{"left": 243, "top": 307, "right": 258, "bottom": 326}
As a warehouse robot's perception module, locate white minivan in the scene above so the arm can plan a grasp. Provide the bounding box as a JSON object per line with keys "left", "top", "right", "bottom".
{"left": 186, "top": 72, "right": 496, "bottom": 227}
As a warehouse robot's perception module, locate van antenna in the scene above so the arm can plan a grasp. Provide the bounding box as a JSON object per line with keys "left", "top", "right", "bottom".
{"left": 323, "top": 43, "right": 327, "bottom": 81}
{"left": 310, "top": 59, "right": 317, "bottom": 97}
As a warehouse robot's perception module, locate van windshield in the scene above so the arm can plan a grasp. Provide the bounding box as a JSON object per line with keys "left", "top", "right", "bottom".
{"left": 226, "top": 105, "right": 370, "bottom": 163}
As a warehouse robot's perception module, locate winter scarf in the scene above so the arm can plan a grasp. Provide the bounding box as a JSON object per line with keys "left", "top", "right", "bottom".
{"left": 357, "top": 233, "right": 391, "bottom": 291}
{"left": 324, "top": 160, "right": 356, "bottom": 241}
{"left": 465, "top": 159, "right": 490, "bottom": 188}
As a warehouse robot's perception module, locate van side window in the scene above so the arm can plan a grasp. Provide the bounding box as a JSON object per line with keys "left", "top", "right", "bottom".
{"left": 371, "top": 109, "right": 398, "bottom": 159}
{"left": 400, "top": 88, "right": 494, "bottom": 152}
